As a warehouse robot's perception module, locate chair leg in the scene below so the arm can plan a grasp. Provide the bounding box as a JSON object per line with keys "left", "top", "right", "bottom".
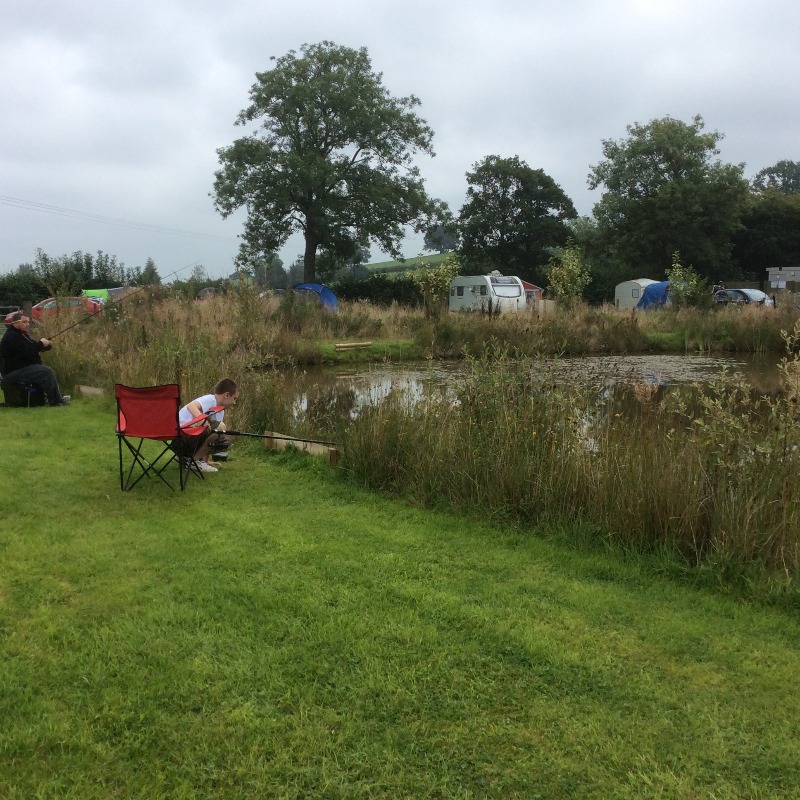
{"left": 178, "top": 453, "right": 204, "bottom": 490}
{"left": 118, "top": 435, "right": 125, "bottom": 491}
{"left": 118, "top": 437, "right": 177, "bottom": 491}
{"left": 117, "top": 433, "right": 207, "bottom": 492}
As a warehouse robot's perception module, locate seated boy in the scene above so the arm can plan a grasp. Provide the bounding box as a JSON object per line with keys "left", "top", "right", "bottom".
{"left": 175, "top": 378, "right": 239, "bottom": 473}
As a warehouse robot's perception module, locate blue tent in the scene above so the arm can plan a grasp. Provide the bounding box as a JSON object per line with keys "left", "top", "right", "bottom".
{"left": 292, "top": 283, "right": 339, "bottom": 313}
{"left": 636, "top": 280, "right": 670, "bottom": 309}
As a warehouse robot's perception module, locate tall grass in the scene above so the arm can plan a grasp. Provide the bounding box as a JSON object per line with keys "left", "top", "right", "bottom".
{"left": 342, "top": 327, "right": 800, "bottom": 591}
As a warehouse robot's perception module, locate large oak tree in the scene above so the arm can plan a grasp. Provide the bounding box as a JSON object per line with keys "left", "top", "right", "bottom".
{"left": 588, "top": 115, "right": 750, "bottom": 280}
{"left": 213, "top": 41, "right": 444, "bottom": 283}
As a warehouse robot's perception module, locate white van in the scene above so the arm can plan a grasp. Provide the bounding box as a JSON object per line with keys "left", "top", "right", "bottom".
{"left": 448, "top": 274, "right": 526, "bottom": 314}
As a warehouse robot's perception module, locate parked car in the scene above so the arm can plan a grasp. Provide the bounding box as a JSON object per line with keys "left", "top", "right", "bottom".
{"left": 713, "top": 288, "right": 774, "bottom": 307}
{"left": 30, "top": 296, "right": 104, "bottom": 321}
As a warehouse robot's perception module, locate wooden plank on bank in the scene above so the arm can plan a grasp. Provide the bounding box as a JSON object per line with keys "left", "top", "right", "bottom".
{"left": 334, "top": 341, "right": 372, "bottom": 351}
{"left": 263, "top": 431, "right": 340, "bottom": 464}
{"left": 76, "top": 384, "right": 104, "bottom": 397}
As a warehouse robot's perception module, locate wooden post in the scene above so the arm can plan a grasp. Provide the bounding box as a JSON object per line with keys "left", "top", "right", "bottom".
{"left": 263, "top": 431, "right": 340, "bottom": 464}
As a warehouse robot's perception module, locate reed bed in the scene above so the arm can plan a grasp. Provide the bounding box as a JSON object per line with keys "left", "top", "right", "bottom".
{"left": 342, "top": 329, "right": 800, "bottom": 591}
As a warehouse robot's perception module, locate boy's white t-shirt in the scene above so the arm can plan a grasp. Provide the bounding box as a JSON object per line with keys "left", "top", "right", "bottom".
{"left": 179, "top": 394, "right": 224, "bottom": 426}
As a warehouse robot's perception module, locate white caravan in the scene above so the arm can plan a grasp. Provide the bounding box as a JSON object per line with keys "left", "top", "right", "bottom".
{"left": 614, "top": 278, "right": 657, "bottom": 310}
{"left": 448, "top": 274, "right": 526, "bottom": 314}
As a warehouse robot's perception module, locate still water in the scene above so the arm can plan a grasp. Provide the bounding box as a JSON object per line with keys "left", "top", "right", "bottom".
{"left": 283, "top": 353, "right": 783, "bottom": 420}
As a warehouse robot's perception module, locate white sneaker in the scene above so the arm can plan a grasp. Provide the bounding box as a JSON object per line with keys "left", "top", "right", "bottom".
{"left": 195, "top": 459, "right": 218, "bottom": 474}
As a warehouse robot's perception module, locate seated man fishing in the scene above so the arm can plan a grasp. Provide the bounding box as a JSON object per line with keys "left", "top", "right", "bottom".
{"left": 175, "top": 378, "right": 239, "bottom": 474}
{"left": 1, "top": 311, "right": 70, "bottom": 405}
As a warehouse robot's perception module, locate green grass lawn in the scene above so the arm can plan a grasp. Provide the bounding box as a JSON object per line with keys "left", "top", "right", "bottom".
{"left": 364, "top": 251, "right": 450, "bottom": 275}
{"left": 319, "top": 338, "right": 421, "bottom": 363}
{"left": 2, "top": 399, "right": 800, "bottom": 799}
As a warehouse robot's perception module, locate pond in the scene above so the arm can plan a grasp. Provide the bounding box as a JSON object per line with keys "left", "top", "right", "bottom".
{"left": 282, "top": 353, "right": 784, "bottom": 421}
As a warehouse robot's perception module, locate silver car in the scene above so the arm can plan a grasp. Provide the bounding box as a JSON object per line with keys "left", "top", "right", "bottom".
{"left": 713, "top": 288, "right": 774, "bottom": 307}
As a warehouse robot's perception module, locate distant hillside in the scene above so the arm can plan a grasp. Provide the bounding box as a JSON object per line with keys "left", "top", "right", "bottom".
{"left": 365, "top": 252, "right": 451, "bottom": 277}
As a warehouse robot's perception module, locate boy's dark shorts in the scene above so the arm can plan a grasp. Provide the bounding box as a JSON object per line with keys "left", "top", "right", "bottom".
{"left": 171, "top": 428, "right": 212, "bottom": 458}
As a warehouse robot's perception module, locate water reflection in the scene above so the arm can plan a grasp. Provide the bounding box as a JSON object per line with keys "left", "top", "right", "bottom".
{"left": 285, "top": 353, "right": 783, "bottom": 422}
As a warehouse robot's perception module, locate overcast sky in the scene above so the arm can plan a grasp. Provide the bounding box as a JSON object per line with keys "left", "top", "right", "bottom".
{"left": 2, "top": 0, "right": 798, "bottom": 280}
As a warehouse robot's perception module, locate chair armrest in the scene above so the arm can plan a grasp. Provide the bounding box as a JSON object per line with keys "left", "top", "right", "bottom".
{"left": 180, "top": 412, "right": 211, "bottom": 436}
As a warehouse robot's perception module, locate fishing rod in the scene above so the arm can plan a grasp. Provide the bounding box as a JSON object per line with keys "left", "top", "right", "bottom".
{"left": 222, "top": 430, "right": 341, "bottom": 448}
{"left": 197, "top": 406, "right": 340, "bottom": 448}
{"left": 36, "top": 259, "right": 204, "bottom": 340}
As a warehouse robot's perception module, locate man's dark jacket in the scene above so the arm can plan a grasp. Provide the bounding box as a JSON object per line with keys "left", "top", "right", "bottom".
{"left": 0, "top": 326, "right": 51, "bottom": 375}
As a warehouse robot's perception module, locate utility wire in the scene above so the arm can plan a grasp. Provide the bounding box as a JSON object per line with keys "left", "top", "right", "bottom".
{"left": 0, "top": 194, "right": 237, "bottom": 243}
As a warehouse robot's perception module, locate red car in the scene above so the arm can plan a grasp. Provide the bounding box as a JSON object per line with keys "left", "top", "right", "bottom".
{"left": 30, "top": 296, "right": 103, "bottom": 321}
{"left": 4, "top": 297, "right": 103, "bottom": 327}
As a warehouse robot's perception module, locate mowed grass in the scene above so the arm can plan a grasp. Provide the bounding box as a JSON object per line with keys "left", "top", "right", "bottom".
{"left": 2, "top": 401, "right": 800, "bottom": 799}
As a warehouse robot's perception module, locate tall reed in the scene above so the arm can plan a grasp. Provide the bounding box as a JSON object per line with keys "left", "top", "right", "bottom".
{"left": 342, "top": 330, "right": 800, "bottom": 587}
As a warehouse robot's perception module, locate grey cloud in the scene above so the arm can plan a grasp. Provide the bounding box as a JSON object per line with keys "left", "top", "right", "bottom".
{"left": 1, "top": 0, "right": 798, "bottom": 276}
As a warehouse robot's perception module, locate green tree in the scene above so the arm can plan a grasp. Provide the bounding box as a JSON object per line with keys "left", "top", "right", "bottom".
{"left": 563, "top": 216, "right": 623, "bottom": 304}
{"left": 457, "top": 155, "right": 576, "bottom": 286}
{"left": 588, "top": 115, "right": 750, "bottom": 281}
{"left": 333, "top": 273, "right": 421, "bottom": 306}
{"left": 139, "top": 258, "right": 161, "bottom": 285}
{"left": 665, "top": 251, "right": 708, "bottom": 308}
{"left": 128, "top": 258, "right": 160, "bottom": 286}
{"left": 27, "top": 249, "right": 134, "bottom": 294}
{"left": 546, "top": 243, "right": 591, "bottom": 301}
{"left": 752, "top": 160, "right": 800, "bottom": 195}
{"left": 91, "top": 251, "right": 127, "bottom": 287}
{"left": 423, "top": 222, "right": 458, "bottom": 253}
{"left": 263, "top": 255, "right": 288, "bottom": 289}
{"left": 286, "top": 257, "right": 305, "bottom": 287}
{"left": 213, "top": 41, "right": 446, "bottom": 283}
{"left": 32, "top": 249, "right": 90, "bottom": 296}
{"left": 733, "top": 190, "right": 800, "bottom": 276}
{"left": 0, "top": 266, "right": 48, "bottom": 307}
{"left": 316, "top": 242, "right": 371, "bottom": 283}
{"left": 410, "top": 254, "right": 461, "bottom": 317}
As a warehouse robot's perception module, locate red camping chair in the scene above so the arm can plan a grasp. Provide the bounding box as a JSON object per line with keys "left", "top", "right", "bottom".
{"left": 115, "top": 383, "right": 210, "bottom": 491}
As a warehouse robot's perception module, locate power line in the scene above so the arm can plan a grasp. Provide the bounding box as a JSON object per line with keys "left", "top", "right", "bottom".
{"left": 0, "top": 194, "right": 238, "bottom": 243}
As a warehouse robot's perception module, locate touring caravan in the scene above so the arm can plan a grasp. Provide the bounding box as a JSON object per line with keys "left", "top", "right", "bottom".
{"left": 614, "top": 278, "right": 657, "bottom": 310}
{"left": 448, "top": 274, "right": 527, "bottom": 314}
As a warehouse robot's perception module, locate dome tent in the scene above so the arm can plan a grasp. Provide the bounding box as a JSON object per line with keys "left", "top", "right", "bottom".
{"left": 636, "top": 280, "right": 670, "bottom": 309}
{"left": 292, "top": 283, "right": 339, "bottom": 313}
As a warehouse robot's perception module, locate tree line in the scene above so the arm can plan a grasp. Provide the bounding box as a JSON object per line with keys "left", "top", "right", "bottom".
{"left": 4, "top": 41, "right": 798, "bottom": 308}
{"left": 0, "top": 249, "right": 161, "bottom": 308}
{"left": 212, "top": 41, "right": 800, "bottom": 301}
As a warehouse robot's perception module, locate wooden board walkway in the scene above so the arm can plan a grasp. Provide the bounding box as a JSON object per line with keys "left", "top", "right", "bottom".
{"left": 334, "top": 341, "right": 372, "bottom": 351}
{"left": 263, "top": 431, "right": 340, "bottom": 464}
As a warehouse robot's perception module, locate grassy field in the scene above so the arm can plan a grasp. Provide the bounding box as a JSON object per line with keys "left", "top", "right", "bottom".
{"left": 2, "top": 399, "right": 800, "bottom": 798}
{"left": 364, "top": 252, "right": 450, "bottom": 276}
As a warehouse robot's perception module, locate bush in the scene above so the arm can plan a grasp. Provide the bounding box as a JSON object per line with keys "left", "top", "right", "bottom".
{"left": 333, "top": 274, "right": 422, "bottom": 307}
